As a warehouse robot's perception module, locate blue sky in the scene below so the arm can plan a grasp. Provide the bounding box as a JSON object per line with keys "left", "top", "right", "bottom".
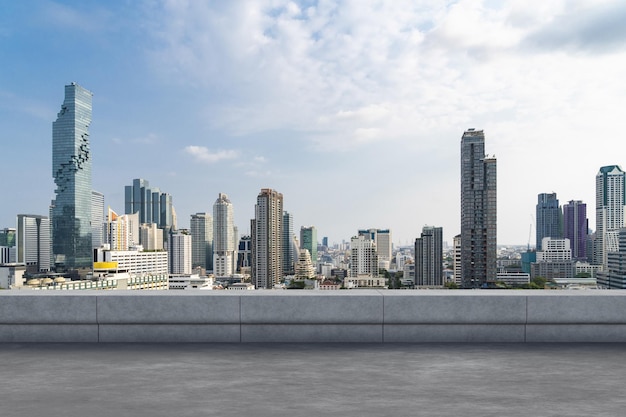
{"left": 2, "top": 0, "right": 626, "bottom": 247}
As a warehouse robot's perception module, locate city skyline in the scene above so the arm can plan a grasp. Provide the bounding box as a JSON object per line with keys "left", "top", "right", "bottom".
{"left": 2, "top": 1, "right": 626, "bottom": 246}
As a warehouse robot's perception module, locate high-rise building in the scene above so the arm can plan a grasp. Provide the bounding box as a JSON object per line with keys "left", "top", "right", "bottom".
{"left": 91, "top": 190, "right": 104, "bottom": 249}
{"left": 16, "top": 215, "right": 51, "bottom": 273}
{"left": 358, "top": 229, "right": 392, "bottom": 263}
{"left": 190, "top": 212, "right": 213, "bottom": 271}
{"left": 282, "top": 211, "right": 295, "bottom": 275}
{"left": 460, "top": 128, "right": 497, "bottom": 287}
{"left": 0, "top": 228, "right": 16, "bottom": 248}
{"left": 213, "top": 193, "right": 236, "bottom": 276}
{"left": 536, "top": 193, "right": 561, "bottom": 250}
{"left": 51, "top": 83, "right": 93, "bottom": 273}
{"left": 595, "top": 165, "right": 626, "bottom": 267}
{"left": 563, "top": 200, "right": 588, "bottom": 260}
{"left": 294, "top": 249, "right": 316, "bottom": 280}
{"left": 124, "top": 179, "right": 173, "bottom": 233}
{"left": 169, "top": 230, "right": 192, "bottom": 274}
{"left": 453, "top": 234, "right": 462, "bottom": 285}
{"left": 300, "top": 226, "right": 317, "bottom": 270}
{"left": 597, "top": 228, "right": 626, "bottom": 289}
{"left": 139, "top": 223, "right": 164, "bottom": 251}
{"left": 103, "top": 209, "right": 139, "bottom": 251}
{"left": 252, "top": 188, "right": 283, "bottom": 289}
{"left": 415, "top": 226, "right": 443, "bottom": 286}
{"left": 350, "top": 235, "right": 378, "bottom": 278}
{"left": 237, "top": 235, "right": 252, "bottom": 272}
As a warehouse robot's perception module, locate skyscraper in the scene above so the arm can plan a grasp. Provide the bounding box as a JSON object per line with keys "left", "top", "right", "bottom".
{"left": 460, "top": 129, "right": 497, "bottom": 287}
{"left": 190, "top": 212, "right": 213, "bottom": 271}
{"left": 51, "top": 83, "right": 93, "bottom": 273}
{"left": 300, "top": 226, "right": 317, "bottom": 270}
{"left": 595, "top": 165, "right": 626, "bottom": 267}
{"left": 103, "top": 209, "right": 139, "bottom": 251}
{"left": 358, "top": 229, "right": 392, "bottom": 263}
{"left": 563, "top": 200, "right": 588, "bottom": 260}
{"left": 213, "top": 193, "right": 236, "bottom": 276}
{"left": 91, "top": 190, "right": 104, "bottom": 249}
{"left": 252, "top": 188, "right": 283, "bottom": 289}
{"left": 415, "top": 226, "right": 443, "bottom": 286}
{"left": 124, "top": 179, "right": 173, "bottom": 230}
{"left": 350, "top": 235, "right": 378, "bottom": 278}
{"left": 16, "top": 215, "right": 50, "bottom": 273}
{"left": 169, "top": 230, "right": 191, "bottom": 274}
{"left": 536, "top": 193, "right": 561, "bottom": 250}
{"left": 282, "top": 211, "right": 295, "bottom": 275}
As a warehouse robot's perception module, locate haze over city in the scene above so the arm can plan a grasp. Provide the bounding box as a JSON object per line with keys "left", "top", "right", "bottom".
{"left": 2, "top": 0, "right": 626, "bottom": 246}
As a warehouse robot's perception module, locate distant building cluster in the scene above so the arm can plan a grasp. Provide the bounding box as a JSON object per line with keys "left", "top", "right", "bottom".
{"left": 2, "top": 83, "right": 624, "bottom": 291}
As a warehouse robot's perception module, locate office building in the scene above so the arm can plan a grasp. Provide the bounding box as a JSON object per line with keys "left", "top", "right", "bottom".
{"left": 460, "top": 128, "right": 497, "bottom": 287}
{"left": 190, "top": 212, "right": 213, "bottom": 271}
{"left": 415, "top": 226, "right": 443, "bottom": 286}
{"left": 563, "top": 200, "right": 588, "bottom": 260}
{"left": 294, "top": 249, "right": 316, "bottom": 280}
{"left": 597, "top": 228, "right": 626, "bottom": 289}
{"left": 350, "top": 235, "right": 378, "bottom": 278}
{"left": 213, "top": 193, "right": 236, "bottom": 276}
{"left": 169, "top": 230, "right": 192, "bottom": 275}
{"left": 91, "top": 191, "right": 104, "bottom": 249}
{"left": 252, "top": 188, "right": 283, "bottom": 289}
{"left": 531, "top": 237, "right": 575, "bottom": 280}
{"left": 0, "top": 228, "right": 16, "bottom": 264}
{"left": 51, "top": 83, "right": 93, "bottom": 273}
{"left": 103, "top": 209, "right": 139, "bottom": 251}
{"left": 536, "top": 193, "right": 561, "bottom": 250}
{"left": 300, "top": 226, "right": 317, "bottom": 270}
{"left": 0, "top": 228, "right": 16, "bottom": 248}
{"left": 358, "top": 229, "right": 392, "bottom": 264}
{"left": 139, "top": 223, "right": 164, "bottom": 250}
{"left": 124, "top": 178, "right": 174, "bottom": 234}
{"left": 595, "top": 165, "right": 626, "bottom": 267}
{"left": 94, "top": 245, "right": 168, "bottom": 276}
{"left": 16, "top": 215, "right": 51, "bottom": 273}
{"left": 238, "top": 235, "right": 251, "bottom": 272}
{"left": 283, "top": 211, "right": 295, "bottom": 275}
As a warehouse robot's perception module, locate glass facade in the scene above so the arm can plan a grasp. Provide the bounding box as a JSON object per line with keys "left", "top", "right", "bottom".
{"left": 51, "top": 83, "right": 93, "bottom": 271}
{"left": 460, "top": 129, "right": 497, "bottom": 287}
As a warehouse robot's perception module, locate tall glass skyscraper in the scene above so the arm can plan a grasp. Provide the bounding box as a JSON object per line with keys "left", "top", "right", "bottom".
{"left": 536, "top": 193, "right": 562, "bottom": 250}
{"left": 460, "top": 129, "right": 497, "bottom": 288}
{"left": 563, "top": 200, "right": 588, "bottom": 260}
{"left": 51, "top": 83, "right": 93, "bottom": 272}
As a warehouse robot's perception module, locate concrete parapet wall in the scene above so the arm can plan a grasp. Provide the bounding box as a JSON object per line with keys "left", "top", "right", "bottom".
{"left": 2, "top": 290, "right": 626, "bottom": 343}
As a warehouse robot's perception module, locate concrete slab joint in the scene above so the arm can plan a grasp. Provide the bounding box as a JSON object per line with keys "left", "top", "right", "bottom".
{"left": 2, "top": 290, "right": 626, "bottom": 343}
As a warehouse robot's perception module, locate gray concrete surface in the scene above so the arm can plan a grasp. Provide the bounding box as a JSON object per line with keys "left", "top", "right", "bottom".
{"left": 1, "top": 343, "right": 625, "bottom": 417}
{"left": 5, "top": 291, "right": 626, "bottom": 342}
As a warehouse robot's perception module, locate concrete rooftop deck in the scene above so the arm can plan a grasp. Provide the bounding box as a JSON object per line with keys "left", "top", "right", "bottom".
{"left": 1, "top": 343, "right": 625, "bottom": 417}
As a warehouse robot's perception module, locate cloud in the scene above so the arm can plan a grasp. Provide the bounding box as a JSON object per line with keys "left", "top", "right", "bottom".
{"left": 145, "top": 0, "right": 626, "bottom": 159}
{"left": 184, "top": 146, "right": 239, "bottom": 163}
{"left": 521, "top": 2, "right": 626, "bottom": 53}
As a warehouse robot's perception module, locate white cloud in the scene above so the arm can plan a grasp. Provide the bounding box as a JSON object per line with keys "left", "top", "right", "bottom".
{"left": 143, "top": 0, "right": 626, "bottom": 243}
{"left": 184, "top": 146, "right": 239, "bottom": 163}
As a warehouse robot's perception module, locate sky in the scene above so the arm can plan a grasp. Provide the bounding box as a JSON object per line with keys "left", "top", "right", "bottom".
{"left": 1, "top": 0, "right": 626, "bottom": 247}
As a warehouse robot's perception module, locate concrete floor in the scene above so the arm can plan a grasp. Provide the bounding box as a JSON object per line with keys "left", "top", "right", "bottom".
{"left": 1, "top": 344, "right": 625, "bottom": 417}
